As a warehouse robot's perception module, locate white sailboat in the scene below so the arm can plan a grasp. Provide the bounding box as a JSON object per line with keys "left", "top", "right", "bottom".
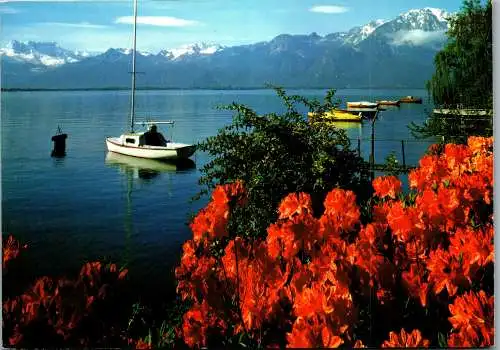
{"left": 105, "top": 0, "right": 195, "bottom": 160}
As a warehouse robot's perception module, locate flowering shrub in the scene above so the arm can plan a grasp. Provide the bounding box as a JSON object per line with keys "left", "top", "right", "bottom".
{"left": 175, "top": 136, "right": 494, "bottom": 348}
{"left": 2, "top": 239, "right": 130, "bottom": 348}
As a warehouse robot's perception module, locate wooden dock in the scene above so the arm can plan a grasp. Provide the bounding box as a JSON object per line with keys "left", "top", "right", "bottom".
{"left": 433, "top": 108, "right": 493, "bottom": 117}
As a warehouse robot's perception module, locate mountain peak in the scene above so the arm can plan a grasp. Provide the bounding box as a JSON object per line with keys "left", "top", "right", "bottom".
{"left": 1, "top": 40, "right": 87, "bottom": 66}
{"left": 161, "top": 42, "right": 223, "bottom": 60}
{"left": 403, "top": 7, "right": 450, "bottom": 21}
{"left": 397, "top": 7, "right": 451, "bottom": 27}
{"left": 344, "top": 19, "right": 387, "bottom": 45}
{"left": 423, "top": 7, "right": 450, "bottom": 22}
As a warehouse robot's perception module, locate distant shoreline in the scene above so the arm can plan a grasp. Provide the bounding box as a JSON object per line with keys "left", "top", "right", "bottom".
{"left": 1, "top": 86, "right": 427, "bottom": 92}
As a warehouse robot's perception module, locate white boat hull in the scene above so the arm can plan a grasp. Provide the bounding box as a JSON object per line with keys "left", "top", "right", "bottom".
{"left": 347, "top": 102, "right": 379, "bottom": 109}
{"left": 106, "top": 137, "right": 195, "bottom": 160}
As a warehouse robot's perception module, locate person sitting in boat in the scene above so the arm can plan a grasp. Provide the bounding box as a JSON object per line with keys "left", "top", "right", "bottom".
{"left": 144, "top": 124, "right": 168, "bottom": 146}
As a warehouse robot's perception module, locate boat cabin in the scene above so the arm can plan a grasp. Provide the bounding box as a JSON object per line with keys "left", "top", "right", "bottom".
{"left": 120, "top": 130, "right": 170, "bottom": 147}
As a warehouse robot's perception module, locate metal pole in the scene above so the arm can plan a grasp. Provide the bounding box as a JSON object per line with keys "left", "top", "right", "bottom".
{"left": 129, "top": 0, "right": 138, "bottom": 133}
{"left": 370, "top": 117, "right": 375, "bottom": 181}
{"left": 401, "top": 140, "right": 406, "bottom": 168}
{"left": 357, "top": 137, "right": 361, "bottom": 157}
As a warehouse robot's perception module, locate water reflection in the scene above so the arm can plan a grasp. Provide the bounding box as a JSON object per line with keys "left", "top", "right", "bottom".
{"left": 52, "top": 156, "right": 67, "bottom": 168}
{"left": 105, "top": 152, "right": 196, "bottom": 181}
{"left": 319, "top": 121, "right": 363, "bottom": 139}
{"left": 327, "top": 121, "right": 363, "bottom": 131}
{"left": 104, "top": 151, "right": 196, "bottom": 268}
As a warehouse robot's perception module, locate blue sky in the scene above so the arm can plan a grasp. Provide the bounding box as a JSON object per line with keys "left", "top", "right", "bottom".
{"left": 0, "top": 0, "right": 462, "bottom": 52}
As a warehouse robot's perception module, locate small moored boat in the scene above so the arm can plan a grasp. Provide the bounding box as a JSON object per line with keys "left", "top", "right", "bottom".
{"left": 106, "top": 122, "right": 195, "bottom": 160}
{"left": 376, "top": 100, "right": 400, "bottom": 106}
{"left": 346, "top": 101, "right": 379, "bottom": 109}
{"left": 399, "top": 96, "right": 422, "bottom": 104}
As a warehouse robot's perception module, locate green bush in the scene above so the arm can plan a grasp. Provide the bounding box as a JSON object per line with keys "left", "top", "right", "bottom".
{"left": 196, "top": 87, "right": 370, "bottom": 238}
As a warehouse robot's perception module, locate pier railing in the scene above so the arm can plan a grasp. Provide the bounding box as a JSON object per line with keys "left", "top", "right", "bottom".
{"left": 348, "top": 137, "right": 437, "bottom": 174}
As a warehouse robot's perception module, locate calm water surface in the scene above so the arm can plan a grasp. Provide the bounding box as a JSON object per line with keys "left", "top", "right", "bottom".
{"left": 2, "top": 89, "right": 434, "bottom": 298}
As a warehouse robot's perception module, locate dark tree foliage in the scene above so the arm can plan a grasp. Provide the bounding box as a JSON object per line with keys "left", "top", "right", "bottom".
{"left": 411, "top": 0, "right": 492, "bottom": 144}
{"left": 409, "top": 111, "right": 493, "bottom": 144}
{"left": 426, "top": 0, "right": 492, "bottom": 108}
{"left": 196, "top": 87, "right": 371, "bottom": 238}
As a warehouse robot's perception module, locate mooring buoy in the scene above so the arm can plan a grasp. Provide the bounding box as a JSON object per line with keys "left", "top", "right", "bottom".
{"left": 51, "top": 126, "right": 68, "bottom": 157}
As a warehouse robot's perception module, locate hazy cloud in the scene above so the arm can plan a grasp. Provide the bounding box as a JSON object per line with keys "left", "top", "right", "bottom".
{"left": 40, "top": 21, "right": 108, "bottom": 28}
{"left": 0, "top": 6, "right": 19, "bottom": 13}
{"left": 309, "top": 5, "right": 349, "bottom": 14}
{"left": 389, "top": 29, "right": 446, "bottom": 46}
{"left": 115, "top": 16, "right": 201, "bottom": 27}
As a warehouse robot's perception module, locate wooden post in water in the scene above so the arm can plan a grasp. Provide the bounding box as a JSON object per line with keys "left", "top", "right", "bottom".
{"left": 401, "top": 140, "right": 406, "bottom": 168}
{"left": 51, "top": 126, "right": 67, "bottom": 157}
{"left": 357, "top": 137, "right": 361, "bottom": 157}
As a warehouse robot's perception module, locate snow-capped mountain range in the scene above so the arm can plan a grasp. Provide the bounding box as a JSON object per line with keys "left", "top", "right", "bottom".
{"left": 0, "top": 41, "right": 93, "bottom": 66}
{"left": 1, "top": 8, "right": 450, "bottom": 67}
{"left": 2, "top": 8, "right": 453, "bottom": 89}
{"left": 1, "top": 41, "right": 225, "bottom": 67}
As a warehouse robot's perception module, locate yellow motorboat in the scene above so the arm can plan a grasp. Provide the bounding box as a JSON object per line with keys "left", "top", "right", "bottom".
{"left": 308, "top": 109, "right": 363, "bottom": 123}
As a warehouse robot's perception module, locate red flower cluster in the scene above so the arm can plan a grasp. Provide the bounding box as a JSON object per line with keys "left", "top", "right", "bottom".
{"left": 3, "top": 235, "right": 27, "bottom": 269}
{"left": 3, "top": 258, "right": 128, "bottom": 347}
{"left": 176, "top": 136, "right": 494, "bottom": 348}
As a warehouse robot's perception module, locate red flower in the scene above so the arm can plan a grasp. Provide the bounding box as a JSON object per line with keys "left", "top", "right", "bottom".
{"left": 321, "top": 189, "right": 360, "bottom": 234}
{"left": 266, "top": 211, "right": 320, "bottom": 260}
{"left": 211, "top": 180, "right": 246, "bottom": 207}
{"left": 182, "top": 303, "right": 206, "bottom": 347}
{"left": 426, "top": 248, "right": 470, "bottom": 297}
{"left": 443, "top": 143, "right": 471, "bottom": 171}
{"left": 408, "top": 155, "right": 439, "bottom": 190}
{"left": 278, "top": 192, "right": 313, "bottom": 220}
{"left": 381, "top": 328, "right": 430, "bottom": 348}
{"left": 135, "top": 339, "right": 152, "bottom": 349}
{"left": 402, "top": 263, "right": 429, "bottom": 307}
{"left": 182, "top": 301, "right": 227, "bottom": 348}
{"left": 286, "top": 316, "right": 317, "bottom": 348}
{"left": 372, "top": 176, "right": 402, "bottom": 199}
{"left": 448, "top": 290, "right": 494, "bottom": 347}
{"left": 386, "top": 203, "right": 420, "bottom": 243}
{"left": 467, "top": 136, "right": 493, "bottom": 153}
{"left": 449, "top": 225, "right": 494, "bottom": 272}
{"left": 286, "top": 316, "right": 344, "bottom": 348}
{"left": 358, "top": 223, "right": 387, "bottom": 246}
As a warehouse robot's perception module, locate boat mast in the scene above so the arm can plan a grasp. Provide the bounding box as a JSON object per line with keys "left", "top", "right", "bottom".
{"left": 129, "top": 0, "right": 138, "bottom": 133}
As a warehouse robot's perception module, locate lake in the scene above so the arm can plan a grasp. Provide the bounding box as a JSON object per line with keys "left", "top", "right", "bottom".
{"left": 1, "top": 88, "right": 435, "bottom": 301}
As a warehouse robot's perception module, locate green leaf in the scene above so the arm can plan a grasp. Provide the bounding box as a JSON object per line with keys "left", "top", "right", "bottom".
{"left": 438, "top": 332, "right": 447, "bottom": 348}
